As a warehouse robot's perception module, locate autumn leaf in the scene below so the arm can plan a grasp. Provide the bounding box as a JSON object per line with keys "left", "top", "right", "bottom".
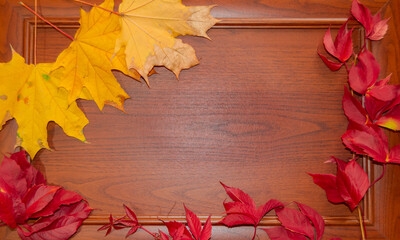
{"left": 0, "top": 151, "right": 91, "bottom": 239}
{"left": 54, "top": 0, "right": 138, "bottom": 110}
{"left": 0, "top": 50, "right": 88, "bottom": 158}
{"left": 351, "top": 0, "right": 389, "bottom": 40}
{"left": 348, "top": 50, "right": 381, "bottom": 94}
{"left": 309, "top": 157, "right": 369, "bottom": 211}
{"left": 219, "top": 182, "right": 283, "bottom": 240}
{"left": 342, "top": 123, "right": 400, "bottom": 164}
{"left": 115, "top": 0, "right": 218, "bottom": 84}
{"left": 184, "top": 205, "right": 212, "bottom": 240}
{"left": 318, "top": 21, "right": 353, "bottom": 71}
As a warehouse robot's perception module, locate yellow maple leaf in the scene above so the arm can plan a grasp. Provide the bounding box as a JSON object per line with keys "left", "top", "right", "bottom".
{"left": 115, "top": 0, "right": 218, "bottom": 83}
{"left": 0, "top": 50, "right": 88, "bottom": 158}
{"left": 55, "top": 0, "right": 139, "bottom": 110}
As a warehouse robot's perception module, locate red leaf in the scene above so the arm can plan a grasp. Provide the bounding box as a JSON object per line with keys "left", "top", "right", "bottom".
{"left": 0, "top": 188, "right": 26, "bottom": 228}
{"left": 184, "top": 205, "right": 201, "bottom": 239}
{"left": 123, "top": 204, "right": 138, "bottom": 223}
{"left": 276, "top": 207, "right": 315, "bottom": 239}
{"left": 348, "top": 50, "right": 380, "bottom": 94}
{"left": 351, "top": 0, "right": 373, "bottom": 35}
{"left": 122, "top": 204, "right": 139, "bottom": 237}
{"left": 295, "top": 202, "right": 325, "bottom": 240}
{"left": 159, "top": 230, "right": 170, "bottom": 240}
{"left": 351, "top": 0, "right": 389, "bottom": 40}
{"left": 257, "top": 199, "right": 284, "bottom": 220}
{"left": 369, "top": 17, "right": 389, "bottom": 40}
{"left": 30, "top": 188, "right": 83, "bottom": 219}
{"left": 318, "top": 51, "right": 343, "bottom": 71}
{"left": 126, "top": 225, "right": 139, "bottom": 238}
{"left": 334, "top": 22, "right": 354, "bottom": 62}
{"left": 375, "top": 104, "right": 400, "bottom": 131}
{"left": 262, "top": 227, "right": 307, "bottom": 240}
{"left": 18, "top": 201, "right": 91, "bottom": 240}
{"left": 220, "top": 182, "right": 256, "bottom": 208}
{"left": 219, "top": 183, "right": 282, "bottom": 229}
{"left": 388, "top": 145, "right": 400, "bottom": 164}
{"left": 308, "top": 173, "right": 344, "bottom": 203}
{"left": 199, "top": 216, "right": 212, "bottom": 240}
{"left": 336, "top": 160, "right": 369, "bottom": 211}
{"left": 163, "top": 221, "right": 193, "bottom": 240}
{"left": 23, "top": 185, "right": 60, "bottom": 219}
{"left": 342, "top": 128, "right": 388, "bottom": 162}
{"left": 323, "top": 28, "right": 337, "bottom": 58}
{"left": 219, "top": 213, "right": 254, "bottom": 227}
{"left": 342, "top": 87, "right": 369, "bottom": 126}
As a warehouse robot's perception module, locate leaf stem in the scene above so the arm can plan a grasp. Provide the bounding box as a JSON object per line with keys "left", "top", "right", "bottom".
{"left": 369, "top": 164, "right": 386, "bottom": 188}
{"left": 34, "top": 0, "right": 37, "bottom": 65}
{"left": 19, "top": 2, "right": 75, "bottom": 41}
{"left": 73, "top": 0, "right": 121, "bottom": 16}
{"left": 344, "top": 62, "right": 350, "bottom": 74}
{"left": 357, "top": 206, "right": 366, "bottom": 240}
{"left": 139, "top": 226, "right": 158, "bottom": 238}
{"left": 251, "top": 226, "right": 257, "bottom": 240}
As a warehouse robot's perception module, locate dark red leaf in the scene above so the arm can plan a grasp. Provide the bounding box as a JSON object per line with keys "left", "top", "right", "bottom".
{"left": 262, "top": 227, "right": 308, "bottom": 240}
{"left": 295, "top": 202, "right": 325, "bottom": 240}
{"left": 348, "top": 50, "right": 380, "bottom": 94}
{"left": 18, "top": 201, "right": 91, "bottom": 240}
{"left": 184, "top": 205, "right": 201, "bottom": 239}
{"left": 276, "top": 207, "right": 315, "bottom": 239}
{"left": 199, "top": 216, "right": 212, "bottom": 240}
{"left": 123, "top": 204, "right": 138, "bottom": 223}
{"left": 0, "top": 188, "right": 26, "bottom": 228}
{"left": 30, "top": 188, "right": 83, "bottom": 219}
{"left": 23, "top": 185, "right": 61, "bottom": 219}
{"left": 318, "top": 51, "right": 343, "bottom": 71}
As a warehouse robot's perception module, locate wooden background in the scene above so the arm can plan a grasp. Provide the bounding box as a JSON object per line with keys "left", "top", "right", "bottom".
{"left": 0, "top": 0, "right": 399, "bottom": 239}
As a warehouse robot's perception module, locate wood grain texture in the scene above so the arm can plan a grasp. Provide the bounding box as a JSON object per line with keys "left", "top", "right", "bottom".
{"left": 0, "top": 0, "right": 399, "bottom": 239}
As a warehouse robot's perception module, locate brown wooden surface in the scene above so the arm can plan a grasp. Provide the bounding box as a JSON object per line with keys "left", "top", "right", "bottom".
{"left": 0, "top": 0, "right": 399, "bottom": 239}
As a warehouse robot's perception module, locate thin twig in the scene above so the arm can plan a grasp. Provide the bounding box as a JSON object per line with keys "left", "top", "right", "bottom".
{"left": 369, "top": 164, "right": 386, "bottom": 188}
{"left": 139, "top": 226, "right": 158, "bottom": 238}
{"left": 19, "top": 2, "right": 75, "bottom": 41}
{"left": 358, "top": 206, "right": 366, "bottom": 240}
